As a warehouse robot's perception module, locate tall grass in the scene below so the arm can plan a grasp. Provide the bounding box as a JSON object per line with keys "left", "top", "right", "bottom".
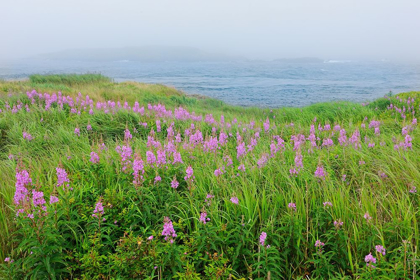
{"left": 0, "top": 75, "right": 418, "bottom": 279}
{"left": 29, "top": 73, "right": 111, "bottom": 85}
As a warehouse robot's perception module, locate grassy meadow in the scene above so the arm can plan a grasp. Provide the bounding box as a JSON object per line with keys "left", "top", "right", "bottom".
{"left": 0, "top": 74, "right": 418, "bottom": 279}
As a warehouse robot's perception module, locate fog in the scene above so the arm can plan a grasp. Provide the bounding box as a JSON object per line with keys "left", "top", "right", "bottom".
{"left": 1, "top": 0, "right": 420, "bottom": 61}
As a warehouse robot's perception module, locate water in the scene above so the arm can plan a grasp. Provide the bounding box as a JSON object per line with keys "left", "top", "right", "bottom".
{"left": 1, "top": 59, "right": 420, "bottom": 107}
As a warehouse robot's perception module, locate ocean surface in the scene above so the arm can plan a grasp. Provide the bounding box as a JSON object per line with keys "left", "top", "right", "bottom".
{"left": 1, "top": 59, "right": 420, "bottom": 108}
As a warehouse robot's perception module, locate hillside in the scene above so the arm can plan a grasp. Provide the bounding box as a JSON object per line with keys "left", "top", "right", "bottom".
{"left": 0, "top": 74, "right": 418, "bottom": 279}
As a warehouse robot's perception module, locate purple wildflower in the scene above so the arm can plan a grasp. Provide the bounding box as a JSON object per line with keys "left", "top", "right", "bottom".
{"left": 364, "top": 212, "right": 372, "bottom": 222}
{"left": 154, "top": 176, "right": 161, "bottom": 183}
{"left": 171, "top": 178, "right": 179, "bottom": 189}
{"left": 323, "top": 201, "right": 332, "bottom": 208}
{"left": 162, "top": 217, "right": 177, "bottom": 242}
{"left": 259, "top": 232, "right": 267, "bottom": 246}
{"left": 199, "top": 212, "right": 210, "bottom": 224}
{"left": 92, "top": 201, "right": 104, "bottom": 218}
{"left": 365, "top": 253, "right": 376, "bottom": 268}
{"left": 314, "top": 165, "right": 326, "bottom": 180}
{"left": 230, "top": 197, "right": 239, "bottom": 204}
{"left": 315, "top": 240, "right": 325, "bottom": 249}
{"left": 334, "top": 219, "right": 343, "bottom": 229}
{"left": 184, "top": 166, "right": 194, "bottom": 182}
{"left": 90, "top": 151, "right": 100, "bottom": 164}
{"left": 49, "top": 195, "right": 59, "bottom": 204}
{"left": 375, "top": 245, "right": 386, "bottom": 256}
{"left": 56, "top": 167, "right": 70, "bottom": 189}
{"left": 288, "top": 202, "right": 296, "bottom": 211}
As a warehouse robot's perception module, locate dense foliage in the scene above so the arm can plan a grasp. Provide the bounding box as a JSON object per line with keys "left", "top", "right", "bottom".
{"left": 0, "top": 77, "right": 418, "bottom": 279}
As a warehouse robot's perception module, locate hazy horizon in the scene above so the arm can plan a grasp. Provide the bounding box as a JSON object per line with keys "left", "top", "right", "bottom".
{"left": 1, "top": 0, "right": 420, "bottom": 62}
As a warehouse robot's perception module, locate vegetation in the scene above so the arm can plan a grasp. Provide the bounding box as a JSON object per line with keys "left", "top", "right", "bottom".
{"left": 0, "top": 75, "right": 418, "bottom": 279}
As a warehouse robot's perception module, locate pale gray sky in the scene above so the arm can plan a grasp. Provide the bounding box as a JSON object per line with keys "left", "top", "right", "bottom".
{"left": 1, "top": 0, "right": 420, "bottom": 61}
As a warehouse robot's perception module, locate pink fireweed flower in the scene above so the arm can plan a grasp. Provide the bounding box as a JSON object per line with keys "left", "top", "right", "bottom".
{"left": 115, "top": 145, "right": 133, "bottom": 171}
{"left": 236, "top": 142, "right": 246, "bottom": 159}
{"left": 323, "top": 201, "right": 333, "bottom": 208}
{"left": 56, "top": 167, "right": 70, "bottom": 189}
{"left": 322, "top": 138, "right": 334, "bottom": 148}
{"left": 315, "top": 240, "right": 325, "bottom": 251}
{"left": 184, "top": 166, "right": 194, "bottom": 182}
{"left": 32, "top": 190, "right": 46, "bottom": 209}
{"left": 365, "top": 253, "right": 376, "bottom": 268}
{"left": 171, "top": 178, "right": 179, "bottom": 189}
{"left": 294, "top": 151, "right": 303, "bottom": 171}
{"left": 14, "top": 169, "right": 32, "bottom": 206}
{"left": 74, "top": 127, "right": 80, "bottom": 136}
{"left": 214, "top": 168, "right": 224, "bottom": 177}
{"left": 257, "top": 153, "right": 269, "bottom": 169}
{"left": 124, "top": 128, "right": 132, "bottom": 140}
{"left": 289, "top": 168, "right": 298, "bottom": 176}
{"left": 375, "top": 245, "right": 386, "bottom": 256}
{"left": 409, "top": 186, "right": 417, "bottom": 193}
{"left": 90, "top": 151, "right": 100, "bottom": 164}
{"left": 175, "top": 133, "right": 182, "bottom": 142}
{"left": 156, "top": 120, "right": 161, "bottom": 132}
{"left": 364, "top": 212, "right": 372, "bottom": 222}
{"left": 49, "top": 195, "right": 59, "bottom": 204}
{"left": 172, "top": 151, "right": 183, "bottom": 164}
{"left": 87, "top": 124, "right": 92, "bottom": 131}
{"left": 92, "top": 201, "right": 104, "bottom": 218}
{"left": 334, "top": 219, "right": 344, "bottom": 229}
{"left": 230, "top": 197, "right": 239, "bottom": 204}
{"left": 404, "top": 134, "right": 412, "bottom": 150}
{"left": 23, "top": 131, "right": 33, "bottom": 141}
{"left": 338, "top": 129, "right": 347, "bottom": 146}
{"left": 259, "top": 231, "right": 267, "bottom": 246}
{"left": 349, "top": 129, "right": 361, "bottom": 149}
{"left": 238, "top": 164, "right": 245, "bottom": 172}
{"left": 154, "top": 176, "right": 161, "bottom": 184}
{"left": 162, "top": 217, "right": 177, "bottom": 242}
{"left": 199, "top": 212, "right": 210, "bottom": 224}
{"left": 342, "top": 174, "right": 347, "bottom": 181}
{"left": 132, "top": 156, "right": 145, "bottom": 186}
{"left": 314, "top": 165, "right": 326, "bottom": 180}
{"left": 379, "top": 172, "right": 387, "bottom": 179}
{"left": 148, "top": 235, "right": 154, "bottom": 240}
{"left": 146, "top": 150, "right": 156, "bottom": 166}
{"left": 156, "top": 150, "right": 166, "bottom": 166}
{"left": 263, "top": 118, "right": 270, "bottom": 132}
{"left": 359, "top": 160, "right": 365, "bottom": 165}
{"left": 288, "top": 202, "right": 296, "bottom": 211}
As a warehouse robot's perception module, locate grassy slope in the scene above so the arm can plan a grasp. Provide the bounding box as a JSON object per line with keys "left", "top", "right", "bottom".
{"left": 0, "top": 74, "right": 419, "bottom": 278}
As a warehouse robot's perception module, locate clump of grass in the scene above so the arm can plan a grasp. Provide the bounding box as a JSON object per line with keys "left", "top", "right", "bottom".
{"left": 29, "top": 73, "right": 111, "bottom": 86}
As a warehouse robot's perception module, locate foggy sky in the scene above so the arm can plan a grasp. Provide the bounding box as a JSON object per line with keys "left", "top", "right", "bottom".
{"left": 1, "top": 0, "right": 420, "bottom": 61}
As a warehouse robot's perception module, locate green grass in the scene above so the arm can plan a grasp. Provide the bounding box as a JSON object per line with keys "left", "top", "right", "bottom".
{"left": 0, "top": 75, "right": 418, "bottom": 279}
{"left": 29, "top": 73, "right": 111, "bottom": 86}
